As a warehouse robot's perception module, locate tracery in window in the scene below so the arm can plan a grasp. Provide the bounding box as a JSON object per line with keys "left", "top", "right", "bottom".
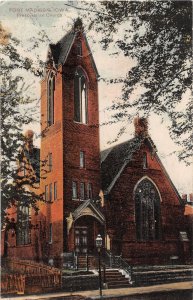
{"left": 17, "top": 205, "right": 31, "bottom": 245}
{"left": 47, "top": 72, "right": 55, "bottom": 126}
{"left": 135, "top": 179, "right": 161, "bottom": 241}
{"left": 74, "top": 67, "right": 88, "bottom": 124}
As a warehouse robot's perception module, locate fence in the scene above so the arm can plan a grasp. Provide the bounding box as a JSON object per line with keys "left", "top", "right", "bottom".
{"left": 4, "top": 257, "right": 60, "bottom": 275}
{"left": 1, "top": 274, "right": 25, "bottom": 295}
{"left": 25, "top": 273, "right": 61, "bottom": 288}
{"left": 1, "top": 258, "right": 61, "bottom": 295}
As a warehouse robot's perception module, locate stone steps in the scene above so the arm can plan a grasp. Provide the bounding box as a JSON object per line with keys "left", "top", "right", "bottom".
{"left": 103, "top": 269, "right": 130, "bottom": 289}
{"left": 77, "top": 255, "right": 96, "bottom": 269}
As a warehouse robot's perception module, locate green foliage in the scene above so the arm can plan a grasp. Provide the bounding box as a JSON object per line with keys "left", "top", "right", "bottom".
{"left": 0, "top": 25, "right": 45, "bottom": 224}
{"left": 1, "top": 67, "right": 42, "bottom": 222}
{"left": 86, "top": 1, "right": 192, "bottom": 163}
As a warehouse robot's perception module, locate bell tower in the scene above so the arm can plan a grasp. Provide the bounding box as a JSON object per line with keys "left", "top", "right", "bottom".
{"left": 39, "top": 19, "right": 101, "bottom": 259}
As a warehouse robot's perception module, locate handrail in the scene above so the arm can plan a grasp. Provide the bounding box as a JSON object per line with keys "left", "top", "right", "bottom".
{"left": 2, "top": 257, "right": 61, "bottom": 275}
{"left": 102, "top": 250, "right": 132, "bottom": 281}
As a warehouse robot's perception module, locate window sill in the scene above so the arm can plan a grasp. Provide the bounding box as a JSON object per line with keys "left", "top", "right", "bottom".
{"left": 72, "top": 198, "right": 87, "bottom": 201}
{"left": 73, "top": 121, "right": 88, "bottom": 126}
{"left": 16, "top": 243, "right": 32, "bottom": 247}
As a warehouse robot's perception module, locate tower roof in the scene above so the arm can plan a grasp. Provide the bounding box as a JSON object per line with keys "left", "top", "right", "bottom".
{"left": 48, "top": 19, "right": 99, "bottom": 77}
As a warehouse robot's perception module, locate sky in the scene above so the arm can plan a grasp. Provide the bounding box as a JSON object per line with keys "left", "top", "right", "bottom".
{"left": 1, "top": 0, "right": 192, "bottom": 196}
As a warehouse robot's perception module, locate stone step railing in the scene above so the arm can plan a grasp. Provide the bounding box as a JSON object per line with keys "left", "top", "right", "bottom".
{"left": 102, "top": 250, "right": 132, "bottom": 283}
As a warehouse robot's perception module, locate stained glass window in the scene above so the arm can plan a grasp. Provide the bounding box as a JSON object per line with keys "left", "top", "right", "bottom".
{"left": 135, "top": 179, "right": 161, "bottom": 241}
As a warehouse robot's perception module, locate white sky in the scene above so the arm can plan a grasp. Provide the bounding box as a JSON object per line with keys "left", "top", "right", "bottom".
{"left": 1, "top": 1, "right": 192, "bottom": 196}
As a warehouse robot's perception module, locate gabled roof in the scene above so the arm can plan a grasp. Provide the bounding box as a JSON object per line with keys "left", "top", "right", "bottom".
{"left": 48, "top": 22, "right": 99, "bottom": 77}
{"left": 101, "top": 136, "right": 146, "bottom": 192}
{"left": 154, "top": 153, "right": 183, "bottom": 205}
{"left": 101, "top": 135, "right": 183, "bottom": 205}
{"left": 72, "top": 199, "right": 105, "bottom": 224}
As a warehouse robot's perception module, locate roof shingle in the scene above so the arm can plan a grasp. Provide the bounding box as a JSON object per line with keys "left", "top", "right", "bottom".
{"left": 101, "top": 137, "right": 142, "bottom": 191}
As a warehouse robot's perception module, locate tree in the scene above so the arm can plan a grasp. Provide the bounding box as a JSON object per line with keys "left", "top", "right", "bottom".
{"left": 0, "top": 23, "right": 47, "bottom": 225}
{"left": 84, "top": 1, "right": 192, "bottom": 164}
{"left": 1, "top": 68, "right": 39, "bottom": 220}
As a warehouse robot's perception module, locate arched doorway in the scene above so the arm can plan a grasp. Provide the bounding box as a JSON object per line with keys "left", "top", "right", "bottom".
{"left": 135, "top": 178, "right": 161, "bottom": 241}
{"left": 74, "top": 215, "right": 104, "bottom": 254}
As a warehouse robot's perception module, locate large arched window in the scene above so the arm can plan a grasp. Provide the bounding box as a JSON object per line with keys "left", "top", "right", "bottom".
{"left": 47, "top": 72, "right": 55, "bottom": 126}
{"left": 74, "top": 67, "right": 88, "bottom": 124}
{"left": 135, "top": 179, "right": 161, "bottom": 241}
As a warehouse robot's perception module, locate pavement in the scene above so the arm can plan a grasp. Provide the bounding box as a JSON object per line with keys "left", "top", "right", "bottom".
{"left": 3, "top": 281, "right": 193, "bottom": 300}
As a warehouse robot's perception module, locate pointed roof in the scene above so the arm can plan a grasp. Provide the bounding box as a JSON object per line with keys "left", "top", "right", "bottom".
{"left": 101, "top": 136, "right": 149, "bottom": 191}
{"left": 49, "top": 30, "right": 75, "bottom": 66}
{"left": 72, "top": 200, "right": 105, "bottom": 224}
{"left": 101, "top": 135, "right": 182, "bottom": 204}
{"left": 48, "top": 19, "right": 99, "bottom": 77}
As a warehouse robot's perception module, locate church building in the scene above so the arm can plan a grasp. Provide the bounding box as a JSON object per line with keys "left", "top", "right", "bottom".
{"left": 2, "top": 19, "right": 191, "bottom": 266}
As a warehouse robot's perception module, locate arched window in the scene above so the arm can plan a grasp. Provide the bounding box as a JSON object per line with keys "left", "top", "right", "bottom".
{"left": 74, "top": 67, "right": 88, "bottom": 124}
{"left": 135, "top": 179, "right": 161, "bottom": 241}
{"left": 47, "top": 72, "right": 55, "bottom": 126}
{"left": 143, "top": 152, "right": 148, "bottom": 169}
{"left": 17, "top": 205, "right": 31, "bottom": 245}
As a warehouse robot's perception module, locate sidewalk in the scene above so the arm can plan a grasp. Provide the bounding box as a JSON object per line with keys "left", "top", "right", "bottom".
{"left": 4, "top": 281, "right": 193, "bottom": 300}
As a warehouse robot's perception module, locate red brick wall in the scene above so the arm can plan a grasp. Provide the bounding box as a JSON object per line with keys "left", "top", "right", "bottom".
{"left": 105, "top": 143, "right": 190, "bottom": 264}
{"left": 62, "top": 35, "right": 101, "bottom": 223}
{"left": 38, "top": 32, "right": 101, "bottom": 256}
{"left": 39, "top": 64, "right": 64, "bottom": 261}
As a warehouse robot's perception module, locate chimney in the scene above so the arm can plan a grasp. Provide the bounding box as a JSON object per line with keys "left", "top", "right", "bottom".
{"left": 134, "top": 116, "right": 148, "bottom": 137}
{"left": 24, "top": 130, "right": 34, "bottom": 151}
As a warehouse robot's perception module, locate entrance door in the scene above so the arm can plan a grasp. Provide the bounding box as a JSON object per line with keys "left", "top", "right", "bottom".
{"left": 74, "top": 227, "right": 88, "bottom": 254}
